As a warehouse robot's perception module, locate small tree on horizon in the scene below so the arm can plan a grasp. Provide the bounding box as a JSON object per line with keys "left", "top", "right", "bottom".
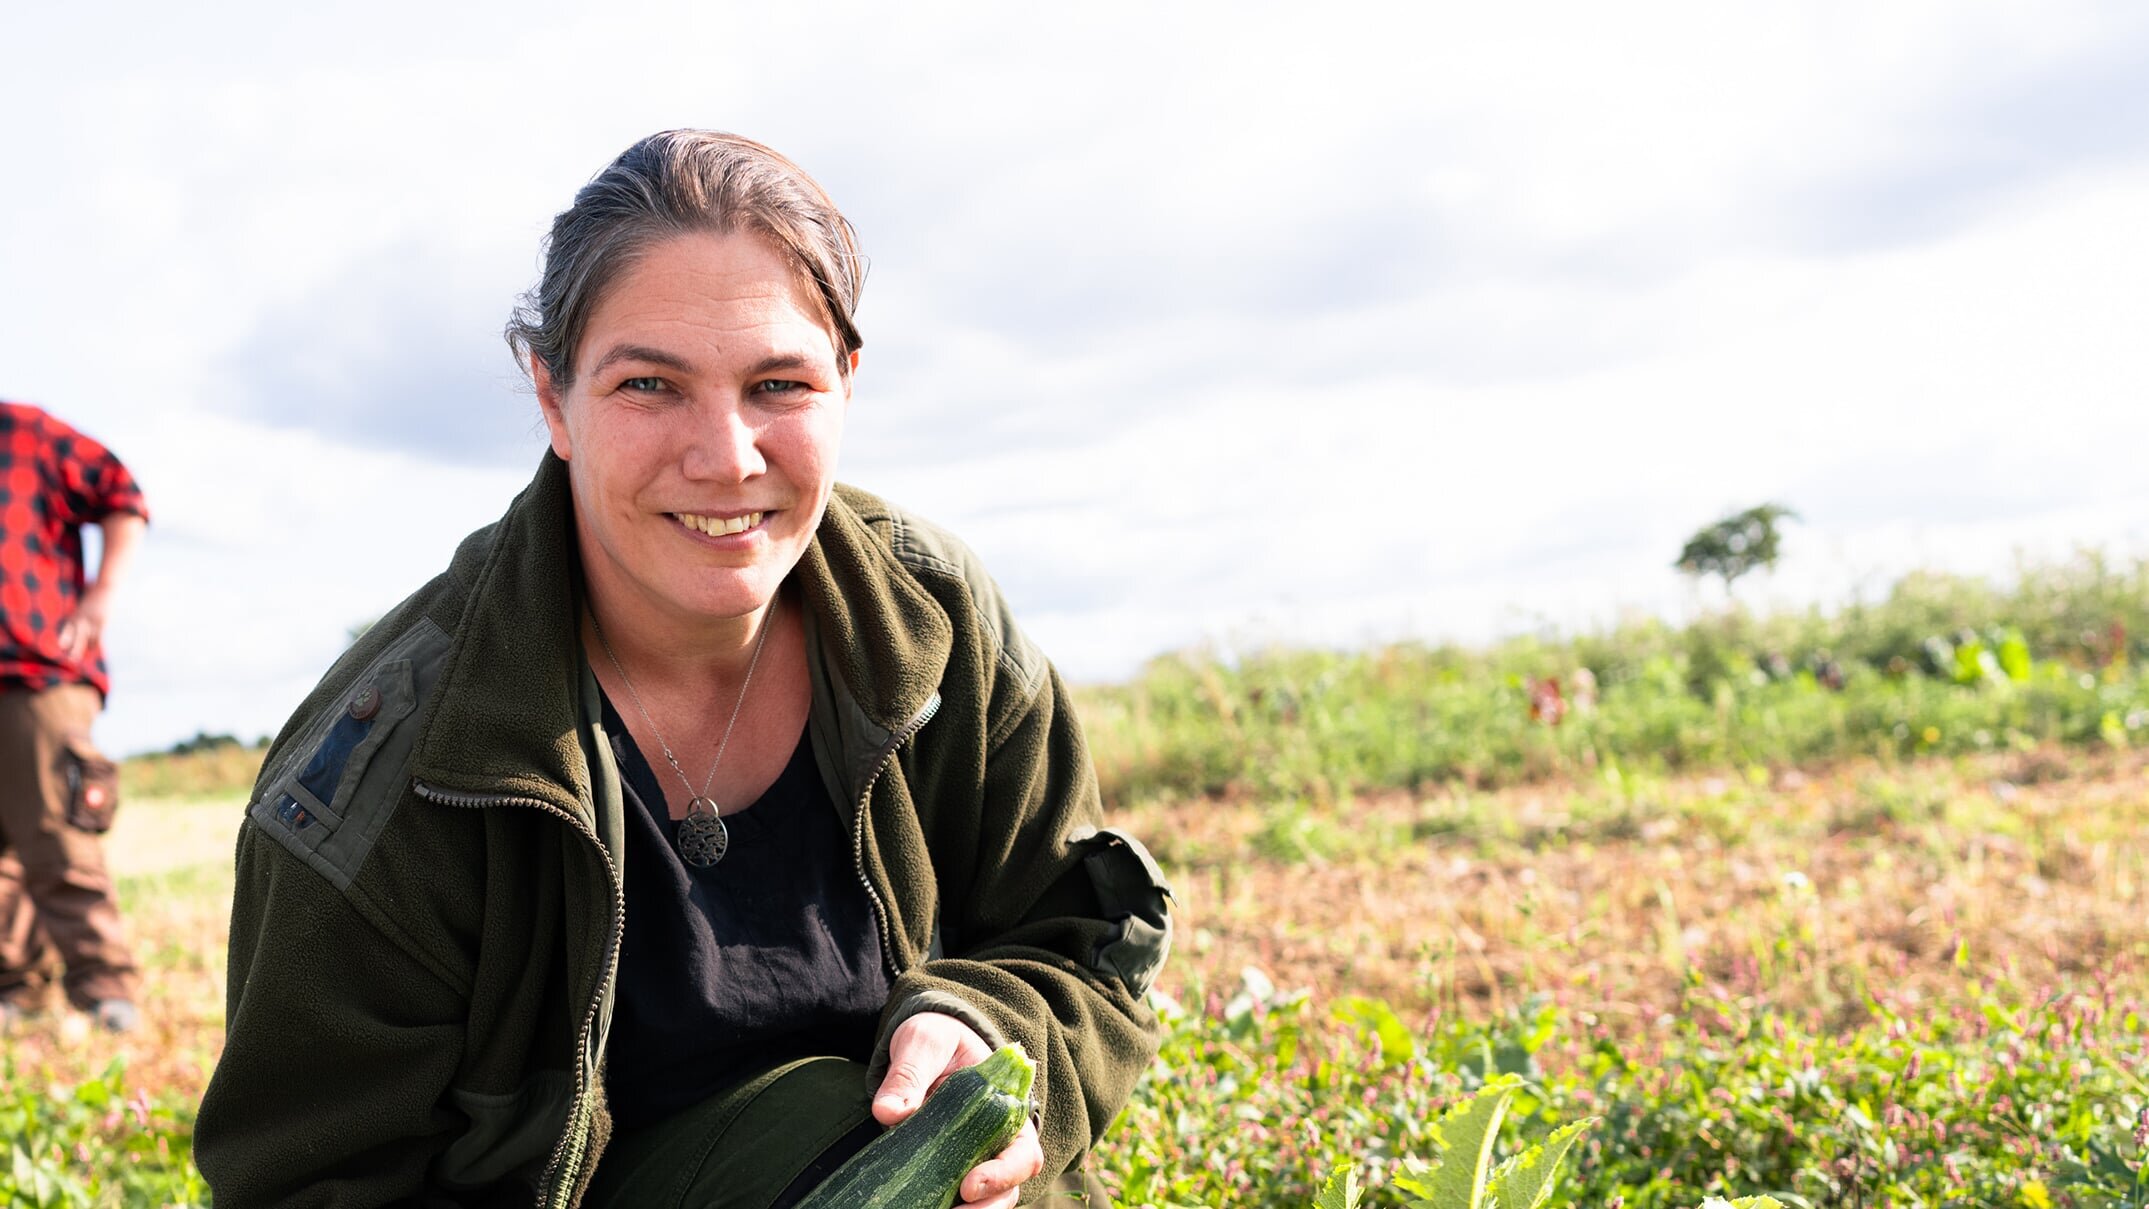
{"left": 1675, "top": 503, "right": 1799, "bottom": 596}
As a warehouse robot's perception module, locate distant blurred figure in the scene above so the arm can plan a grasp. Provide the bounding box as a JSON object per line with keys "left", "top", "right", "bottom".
{"left": 1569, "top": 666, "right": 1599, "bottom": 714}
{"left": 0, "top": 401, "right": 148, "bottom": 1034}
{"left": 1527, "top": 676, "right": 1567, "bottom": 726}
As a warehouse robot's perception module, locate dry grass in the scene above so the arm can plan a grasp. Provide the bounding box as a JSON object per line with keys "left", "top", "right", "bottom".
{"left": 1119, "top": 745, "right": 2149, "bottom": 1038}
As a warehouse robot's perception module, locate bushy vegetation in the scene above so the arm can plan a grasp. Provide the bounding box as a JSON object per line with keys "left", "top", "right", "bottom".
{"left": 1080, "top": 553, "right": 2149, "bottom": 805}
{"left": 118, "top": 736, "right": 267, "bottom": 803}
{"left": 0, "top": 1057, "right": 206, "bottom": 1207}
{"left": 1102, "top": 970, "right": 2149, "bottom": 1208}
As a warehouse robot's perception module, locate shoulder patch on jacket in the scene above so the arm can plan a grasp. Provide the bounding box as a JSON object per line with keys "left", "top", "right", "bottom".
{"left": 247, "top": 618, "right": 453, "bottom": 891}
{"left": 844, "top": 486, "right": 1048, "bottom": 701}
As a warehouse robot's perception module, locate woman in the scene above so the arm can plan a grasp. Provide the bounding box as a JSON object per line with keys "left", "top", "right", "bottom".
{"left": 197, "top": 131, "right": 1172, "bottom": 1208}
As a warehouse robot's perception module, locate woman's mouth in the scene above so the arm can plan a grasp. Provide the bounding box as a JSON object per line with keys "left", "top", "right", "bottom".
{"left": 672, "top": 510, "right": 764, "bottom": 537}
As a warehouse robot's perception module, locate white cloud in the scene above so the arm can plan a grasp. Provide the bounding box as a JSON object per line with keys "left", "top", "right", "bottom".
{"left": 865, "top": 162, "right": 2149, "bottom": 677}
{"left": 1, "top": 0, "right": 2145, "bottom": 749}
{"left": 97, "top": 412, "right": 536, "bottom": 754}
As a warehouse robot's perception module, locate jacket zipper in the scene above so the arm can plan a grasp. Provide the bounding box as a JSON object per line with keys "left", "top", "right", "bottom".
{"left": 852, "top": 694, "right": 941, "bottom": 979}
{"left": 414, "top": 779, "right": 625, "bottom": 1209}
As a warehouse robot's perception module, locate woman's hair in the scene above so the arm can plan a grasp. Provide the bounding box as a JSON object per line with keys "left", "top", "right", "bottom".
{"left": 505, "top": 130, "right": 865, "bottom": 387}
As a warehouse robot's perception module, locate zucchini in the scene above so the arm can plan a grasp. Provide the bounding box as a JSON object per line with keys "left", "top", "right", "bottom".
{"left": 798, "top": 1042, "right": 1037, "bottom": 1209}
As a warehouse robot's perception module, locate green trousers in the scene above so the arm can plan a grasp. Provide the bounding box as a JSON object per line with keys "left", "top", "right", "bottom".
{"left": 583, "top": 1055, "right": 1111, "bottom": 1207}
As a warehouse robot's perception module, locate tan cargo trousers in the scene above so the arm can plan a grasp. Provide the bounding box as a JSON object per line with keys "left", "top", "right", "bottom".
{"left": 0, "top": 682, "right": 139, "bottom": 1009}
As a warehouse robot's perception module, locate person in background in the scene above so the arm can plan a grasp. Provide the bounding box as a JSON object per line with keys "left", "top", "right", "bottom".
{"left": 0, "top": 400, "right": 148, "bottom": 1034}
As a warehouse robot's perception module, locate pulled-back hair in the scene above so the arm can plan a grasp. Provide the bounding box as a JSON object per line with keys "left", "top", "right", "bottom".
{"left": 505, "top": 130, "right": 865, "bottom": 387}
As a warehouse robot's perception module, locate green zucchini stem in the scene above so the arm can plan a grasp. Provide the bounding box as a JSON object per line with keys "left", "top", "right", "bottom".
{"left": 975, "top": 1043, "right": 1036, "bottom": 1106}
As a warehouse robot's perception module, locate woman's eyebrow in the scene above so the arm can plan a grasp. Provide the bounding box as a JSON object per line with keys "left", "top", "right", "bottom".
{"left": 590, "top": 344, "right": 696, "bottom": 376}
{"left": 588, "top": 347, "right": 828, "bottom": 378}
{"left": 747, "top": 353, "right": 825, "bottom": 377}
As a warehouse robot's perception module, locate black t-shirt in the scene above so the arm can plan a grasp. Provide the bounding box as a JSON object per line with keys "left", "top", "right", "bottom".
{"left": 599, "top": 689, "right": 892, "bottom": 1128}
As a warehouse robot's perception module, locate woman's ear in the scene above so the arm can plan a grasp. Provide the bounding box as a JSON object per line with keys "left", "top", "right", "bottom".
{"left": 533, "top": 358, "right": 573, "bottom": 460}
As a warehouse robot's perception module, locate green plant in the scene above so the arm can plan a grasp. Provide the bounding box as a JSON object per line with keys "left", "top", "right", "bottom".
{"left": 1393, "top": 1076, "right": 1591, "bottom": 1208}
{"left": 1099, "top": 968, "right": 2149, "bottom": 1208}
{"left": 0, "top": 1056, "right": 208, "bottom": 1208}
{"left": 1312, "top": 1078, "right": 1789, "bottom": 1209}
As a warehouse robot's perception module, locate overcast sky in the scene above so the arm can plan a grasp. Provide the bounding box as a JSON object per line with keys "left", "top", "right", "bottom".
{"left": 4, "top": 1, "right": 2147, "bottom": 755}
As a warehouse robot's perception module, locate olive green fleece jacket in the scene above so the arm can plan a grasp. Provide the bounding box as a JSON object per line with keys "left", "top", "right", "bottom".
{"left": 196, "top": 454, "right": 1172, "bottom": 1207}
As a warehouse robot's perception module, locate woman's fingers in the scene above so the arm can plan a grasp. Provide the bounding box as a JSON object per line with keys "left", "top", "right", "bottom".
{"left": 958, "top": 1121, "right": 1042, "bottom": 1205}
{"left": 875, "top": 1013, "right": 1036, "bottom": 1204}
{"left": 871, "top": 1011, "right": 992, "bottom": 1124}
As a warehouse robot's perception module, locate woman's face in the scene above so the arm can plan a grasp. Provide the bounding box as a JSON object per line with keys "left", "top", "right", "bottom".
{"left": 536, "top": 230, "right": 854, "bottom": 632}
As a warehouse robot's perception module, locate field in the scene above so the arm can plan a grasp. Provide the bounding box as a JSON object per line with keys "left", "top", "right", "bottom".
{"left": 1104, "top": 747, "right": 2149, "bottom": 1205}
{"left": 5, "top": 558, "right": 2149, "bottom": 1206}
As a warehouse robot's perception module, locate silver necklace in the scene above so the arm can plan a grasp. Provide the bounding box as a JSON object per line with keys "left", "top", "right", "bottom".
{"left": 592, "top": 606, "right": 774, "bottom": 868}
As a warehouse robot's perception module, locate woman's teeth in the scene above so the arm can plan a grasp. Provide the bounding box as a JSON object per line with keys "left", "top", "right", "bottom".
{"left": 675, "top": 511, "right": 763, "bottom": 537}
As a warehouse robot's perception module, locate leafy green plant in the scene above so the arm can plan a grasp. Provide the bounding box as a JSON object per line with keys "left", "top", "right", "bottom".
{"left": 1099, "top": 969, "right": 2149, "bottom": 1208}
{"left": 0, "top": 1056, "right": 207, "bottom": 1208}
{"left": 1393, "top": 1077, "right": 1590, "bottom": 1209}
{"left": 1312, "top": 1078, "right": 1783, "bottom": 1209}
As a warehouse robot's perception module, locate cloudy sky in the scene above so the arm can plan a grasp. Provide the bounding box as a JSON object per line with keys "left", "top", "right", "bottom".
{"left": 3, "top": 1, "right": 2146, "bottom": 755}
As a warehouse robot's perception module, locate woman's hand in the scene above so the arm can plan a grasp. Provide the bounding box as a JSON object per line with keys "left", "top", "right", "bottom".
{"left": 872, "top": 1011, "right": 1045, "bottom": 1206}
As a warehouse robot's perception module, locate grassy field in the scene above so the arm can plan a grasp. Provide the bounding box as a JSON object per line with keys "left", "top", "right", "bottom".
{"left": 1100, "top": 746, "right": 2149, "bottom": 1205}
{"left": 5, "top": 559, "right": 2148, "bottom": 1205}
{"left": 6, "top": 746, "right": 2144, "bottom": 1205}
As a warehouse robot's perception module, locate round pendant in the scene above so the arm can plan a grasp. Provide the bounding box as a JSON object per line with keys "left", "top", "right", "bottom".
{"left": 677, "top": 799, "right": 729, "bottom": 868}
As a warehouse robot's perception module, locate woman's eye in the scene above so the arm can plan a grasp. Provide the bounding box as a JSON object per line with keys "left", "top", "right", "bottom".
{"left": 621, "top": 376, "right": 669, "bottom": 393}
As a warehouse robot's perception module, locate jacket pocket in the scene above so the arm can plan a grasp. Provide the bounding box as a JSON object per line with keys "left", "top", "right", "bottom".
{"left": 1078, "top": 828, "right": 1175, "bottom": 998}
{"left": 251, "top": 659, "right": 417, "bottom": 853}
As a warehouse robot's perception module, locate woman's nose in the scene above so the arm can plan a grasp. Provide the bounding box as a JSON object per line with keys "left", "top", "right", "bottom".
{"left": 681, "top": 400, "right": 765, "bottom": 482}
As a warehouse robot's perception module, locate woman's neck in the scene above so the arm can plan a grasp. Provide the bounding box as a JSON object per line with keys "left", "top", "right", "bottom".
{"left": 583, "top": 583, "right": 784, "bottom": 693}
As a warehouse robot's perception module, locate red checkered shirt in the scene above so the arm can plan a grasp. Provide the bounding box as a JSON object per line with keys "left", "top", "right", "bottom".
{"left": 0, "top": 402, "right": 149, "bottom": 699}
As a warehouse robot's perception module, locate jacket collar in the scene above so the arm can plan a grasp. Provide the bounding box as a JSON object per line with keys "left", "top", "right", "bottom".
{"left": 409, "top": 453, "right": 952, "bottom": 819}
{"left": 409, "top": 453, "right": 591, "bottom": 819}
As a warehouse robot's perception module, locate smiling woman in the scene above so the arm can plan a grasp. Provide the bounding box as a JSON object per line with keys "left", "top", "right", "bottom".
{"left": 194, "top": 131, "right": 1172, "bottom": 1209}
{"left": 535, "top": 232, "right": 851, "bottom": 646}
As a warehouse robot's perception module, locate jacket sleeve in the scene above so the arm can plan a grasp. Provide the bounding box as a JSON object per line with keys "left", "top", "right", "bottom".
{"left": 877, "top": 659, "right": 1173, "bottom": 1195}
{"left": 196, "top": 822, "right": 474, "bottom": 1208}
